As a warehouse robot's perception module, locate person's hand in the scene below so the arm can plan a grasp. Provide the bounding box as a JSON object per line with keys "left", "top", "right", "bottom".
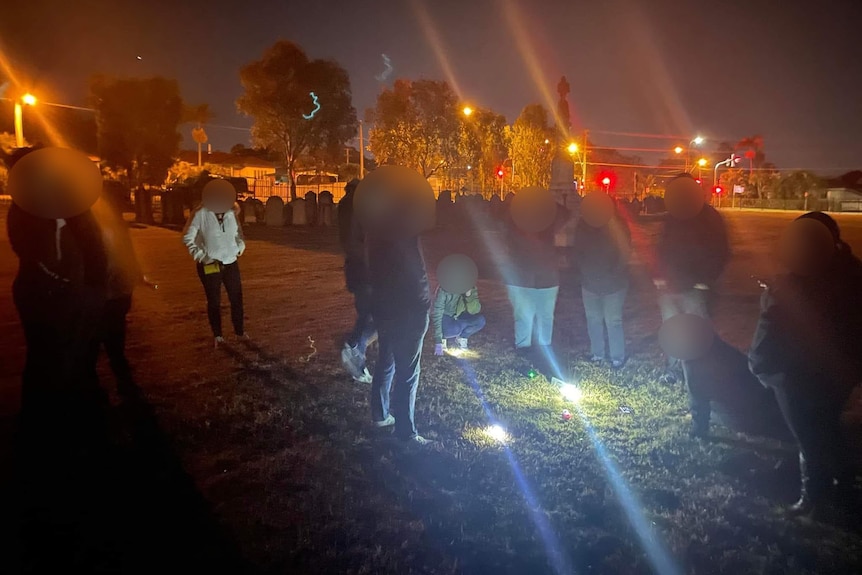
{"left": 434, "top": 342, "right": 446, "bottom": 356}
{"left": 193, "top": 248, "right": 207, "bottom": 263}
{"left": 238, "top": 241, "right": 246, "bottom": 257}
{"left": 693, "top": 283, "right": 709, "bottom": 291}
{"left": 653, "top": 278, "right": 667, "bottom": 290}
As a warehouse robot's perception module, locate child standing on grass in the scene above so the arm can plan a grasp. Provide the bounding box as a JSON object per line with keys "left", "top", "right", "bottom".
{"left": 183, "top": 180, "right": 248, "bottom": 348}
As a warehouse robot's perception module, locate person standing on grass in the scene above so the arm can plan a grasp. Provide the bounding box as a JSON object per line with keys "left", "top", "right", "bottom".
{"left": 504, "top": 187, "right": 568, "bottom": 380}
{"left": 338, "top": 178, "right": 375, "bottom": 383}
{"left": 573, "top": 192, "right": 631, "bottom": 368}
{"left": 5, "top": 147, "right": 109, "bottom": 440}
{"left": 654, "top": 173, "right": 729, "bottom": 381}
{"left": 749, "top": 213, "right": 862, "bottom": 516}
{"left": 357, "top": 166, "right": 437, "bottom": 448}
{"left": 183, "top": 179, "right": 248, "bottom": 348}
{"left": 91, "top": 193, "right": 143, "bottom": 398}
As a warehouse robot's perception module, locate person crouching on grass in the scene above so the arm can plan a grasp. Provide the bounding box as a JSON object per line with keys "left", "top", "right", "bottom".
{"left": 431, "top": 285, "right": 485, "bottom": 355}
{"left": 183, "top": 179, "right": 248, "bottom": 347}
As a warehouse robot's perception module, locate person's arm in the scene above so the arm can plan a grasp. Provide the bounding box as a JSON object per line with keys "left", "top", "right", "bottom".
{"left": 465, "top": 286, "right": 481, "bottom": 314}
{"left": 430, "top": 287, "right": 447, "bottom": 344}
{"left": 182, "top": 209, "right": 207, "bottom": 262}
{"left": 234, "top": 212, "right": 246, "bottom": 256}
{"left": 748, "top": 288, "right": 788, "bottom": 389}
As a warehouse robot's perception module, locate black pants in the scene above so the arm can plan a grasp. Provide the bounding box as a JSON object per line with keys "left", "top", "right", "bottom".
{"left": 99, "top": 296, "right": 133, "bottom": 388}
{"left": 773, "top": 386, "right": 852, "bottom": 497}
{"left": 196, "top": 261, "right": 244, "bottom": 337}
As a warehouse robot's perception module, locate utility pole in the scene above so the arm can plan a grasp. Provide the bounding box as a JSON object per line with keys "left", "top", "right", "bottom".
{"left": 358, "top": 120, "right": 365, "bottom": 178}
{"left": 345, "top": 147, "right": 350, "bottom": 167}
{"left": 582, "top": 129, "right": 588, "bottom": 193}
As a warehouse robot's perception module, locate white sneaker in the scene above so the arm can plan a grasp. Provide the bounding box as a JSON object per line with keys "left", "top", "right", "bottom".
{"left": 457, "top": 337, "right": 469, "bottom": 350}
{"left": 355, "top": 367, "right": 372, "bottom": 384}
{"left": 373, "top": 415, "right": 395, "bottom": 428}
{"left": 214, "top": 336, "right": 225, "bottom": 348}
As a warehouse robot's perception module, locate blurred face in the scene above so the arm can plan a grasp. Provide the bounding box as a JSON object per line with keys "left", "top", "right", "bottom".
{"left": 354, "top": 165, "right": 435, "bottom": 239}
{"left": 511, "top": 186, "right": 557, "bottom": 233}
{"left": 778, "top": 218, "right": 837, "bottom": 276}
{"left": 580, "top": 191, "right": 614, "bottom": 228}
{"left": 658, "top": 313, "right": 715, "bottom": 361}
{"left": 665, "top": 177, "right": 704, "bottom": 220}
{"left": 202, "top": 179, "right": 237, "bottom": 213}
{"left": 8, "top": 147, "right": 102, "bottom": 219}
{"left": 437, "top": 254, "right": 479, "bottom": 294}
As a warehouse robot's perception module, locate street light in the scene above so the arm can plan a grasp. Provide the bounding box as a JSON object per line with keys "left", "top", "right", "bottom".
{"left": 602, "top": 176, "right": 611, "bottom": 192}
{"left": 691, "top": 136, "right": 704, "bottom": 146}
{"left": 462, "top": 106, "right": 473, "bottom": 117}
{"left": 567, "top": 142, "right": 578, "bottom": 155}
{"left": 697, "top": 158, "right": 708, "bottom": 167}
{"left": 14, "top": 92, "right": 37, "bottom": 148}
{"left": 674, "top": 146, "right": 684, "bottom": 155}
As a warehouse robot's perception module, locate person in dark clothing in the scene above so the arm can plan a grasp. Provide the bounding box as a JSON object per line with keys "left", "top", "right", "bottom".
{"left": 684, "top": 334, "right": 791, "bottom": 440}
{"left": 91, "top": 195, "right": 143, "bottom": 397}
{"left": 573, "top": 206, "right": 631, "bottom": 367}
{"left": 504, "top": 202, "right": 568, "bottom": 380}
{"left": 749, "top": 212, "right": 862, "bottom": 514}
{"left": 655, "top": 174, "right": 730, "bottom": 381}
{"left": 338, "top": 178, "right": 375, "bottom": 383}
{"left": 6, "top": 148, "right": 109, "bottom": 439}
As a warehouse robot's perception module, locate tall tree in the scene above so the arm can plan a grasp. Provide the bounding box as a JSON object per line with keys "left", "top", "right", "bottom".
{"left": 506, "top": 104, "right": 554, "bottom": 188}
{"left": 90, "top": 76, "right": 184, "bottom": 187}
{"left": 366, "top": 79, "right": 460, "bottom": 179}
{"left": 735, "top": 135, "right": 769, "bottom": 198}
{"left": 459, "top": 107, "right": 508, "bottom": 195}
{"left": 777, "top": 170, "right": 824, "bottom": 200}
{"left": 185, "top": 103, "right": 213, "bottom": 167}
{"left": 237, "top": 41, "right": 357, "bottom": 199}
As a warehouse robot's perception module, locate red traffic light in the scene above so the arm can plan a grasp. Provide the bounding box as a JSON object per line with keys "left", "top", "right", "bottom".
{"left": 496, "top": 167, "right": 504, "bottom": 178}
{"left": 713, "top": 185, "right": 724, "bottom": 195}
{"left": 695, "top": 178, "right": 702, "bottom": 185}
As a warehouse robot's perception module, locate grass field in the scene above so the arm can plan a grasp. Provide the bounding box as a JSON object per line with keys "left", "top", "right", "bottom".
{"left": 1, "top": 207, "right": 862, "bottom": 574}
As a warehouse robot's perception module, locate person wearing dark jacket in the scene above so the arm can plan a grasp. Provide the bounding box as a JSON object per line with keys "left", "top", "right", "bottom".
{"left": 655, "top": 174, "right": 730, "bottom": 320}
{"left": 367, "top": 234, "right": 434, "bottom": 446}
{"left": 6, "top": 148, "right": 109, "bottom": 437}
{"left": 749, "top": 212, "right": 862, "bottom": 514}
{"left": 91, "top": 195, "right": 143, "bottom": 397}
{"left": 684, "top": 335, "right": 791, "bottom": 440}
{"left": 339, "top": 178, "right": 375, "bottom": 383}
{"left": 573, "top": 211, "right": 631, "bottom": 367}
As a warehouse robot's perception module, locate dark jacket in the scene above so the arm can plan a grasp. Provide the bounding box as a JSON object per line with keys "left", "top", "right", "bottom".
{"left": 749, "top": 250, "right": 862, "bottom": 404}
{"left": 338, "top": 189, "right": 368, "bottom": 292}
{"left": 684, "top": 336, "right": 791, "bottom": 440}
{"left": 92, "top": 200, "right": 141, "bottom": 300}
{"left": 656, "top": 205, "right": 729, "bottom": 292}
{"left": 366, "top": 235, "right": 430, "bottom": 316}
{"left": 573, "top": 215, "right": 631, "bottom": 295}
{"left": 505, "top": 204, "right": 568, "bottom": 289}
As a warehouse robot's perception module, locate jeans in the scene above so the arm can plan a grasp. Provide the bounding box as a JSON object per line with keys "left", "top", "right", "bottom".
{"left": 506, "top": 285, "right": 559, "bottom": 348}
{"left": 658, "top": 288, "right": 709, "bottom": 321}
{"left": 442, "top": 312, "right": 486, "bottom": 340}
{"left": 582, "top": 287, "right": 627, "bottom": 362}
{"left": 347, "top": 285, "right": 376, "bottom": 352}
{"left": 371, "top": 309, "right": 429, "bottom": 439}
{"left": 196, "top": 261, "right": 244, "bottom": 337}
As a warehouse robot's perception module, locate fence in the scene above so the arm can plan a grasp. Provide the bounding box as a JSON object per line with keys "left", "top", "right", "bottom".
{"left": 713, "top": 196, "right": 826, "bottom": 212}
{"left": 247, "top": 179, "right": 347, "bottom": 203}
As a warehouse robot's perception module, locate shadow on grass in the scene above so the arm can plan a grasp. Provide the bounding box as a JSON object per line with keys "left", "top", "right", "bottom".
{"left": 0, "top": 392, "right": 254, "bottom": 574}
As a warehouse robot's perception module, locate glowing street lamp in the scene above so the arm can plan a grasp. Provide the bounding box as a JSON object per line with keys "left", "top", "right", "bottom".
{"left": 14, "top": 92, "right": 37, "bottom": 148}
{"left": 673, "top": 146, "right": 684, "bottom": 155}
{"left": 697, "top": 158, "right": 708, "bottom": 167}
{"left": 567, "top": 142, "right": 578, "bottom": 155}
{"left": 462, "top": 106, "right": 473, "bottom": 117}
{"left": 691, "top": 136, "right": 704, "bottom": 146}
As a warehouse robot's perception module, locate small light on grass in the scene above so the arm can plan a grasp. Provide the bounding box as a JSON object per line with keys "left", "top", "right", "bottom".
{"left": 484, "top": 424, "right": 508, "bottom": 443}
{"left": 560, "top": 383, "right": 583, "bottom": 403}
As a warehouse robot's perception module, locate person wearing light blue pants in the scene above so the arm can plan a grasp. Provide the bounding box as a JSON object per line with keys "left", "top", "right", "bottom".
{"left": 581, "top": 288, "right": 627, "bottom": 366}
{"left": 505, "top": 285, "right": 559, "bottom": 349}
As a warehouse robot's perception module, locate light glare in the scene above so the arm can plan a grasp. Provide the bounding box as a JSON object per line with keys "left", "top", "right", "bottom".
{"left": 485, "top": 424, "right": 508, "bottom": 442}
{"left": 22, "top": 93, "right": 36, "bottom": 106}
{"left": 560, "top": 383, "right": 583, "bottom": 403}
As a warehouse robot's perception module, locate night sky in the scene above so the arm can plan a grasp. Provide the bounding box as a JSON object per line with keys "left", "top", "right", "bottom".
{"left": 1, "top": 0, "right": 860, "bottom": 174}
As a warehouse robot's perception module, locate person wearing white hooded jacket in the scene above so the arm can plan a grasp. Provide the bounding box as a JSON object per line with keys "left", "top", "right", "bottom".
{"left": 183, "top": 201, "right": 247, "bottom": 346}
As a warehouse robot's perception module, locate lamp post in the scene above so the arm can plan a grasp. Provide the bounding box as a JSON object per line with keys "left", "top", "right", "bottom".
{"left": 14, "top": 93, "right": 37, "bottom": 148}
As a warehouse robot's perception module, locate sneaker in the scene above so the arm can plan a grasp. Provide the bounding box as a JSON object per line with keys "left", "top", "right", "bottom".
{"left": 659, "top": 371, "right": 678, "bottom": 384}
{"left": 456, "top": 337, "right": 469, "bottom": 350}
{"left": 341, "top": 343, "right": 365, "bottom": 380}
{"left": 611, "top": 359, "right": 625, "bottom": 369}
{"left": 214, "top": 336, "right": 225, "bottom": 348}
{"left": 237, "top": 333, "right": 251, "bottom": 342}
{"left": 355, "top": 367, "right": 373, "bottom": 384}
{"left": 590, "top": 355, "right": 604, "bottom": 364}
{"left": 373, "top": 414, "right": 395, "bottom": 428}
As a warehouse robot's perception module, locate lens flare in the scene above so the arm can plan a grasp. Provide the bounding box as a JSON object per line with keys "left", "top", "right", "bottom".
{"left": 559, "top": 383, "right": 583, "bottom": 403}
{"left": 484, "top": 424, "right": 509, "bottom": 443}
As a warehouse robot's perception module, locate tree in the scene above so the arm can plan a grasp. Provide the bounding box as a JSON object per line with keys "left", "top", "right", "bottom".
{"left": 735, "top": 135, "right": 769, "bottom": 198}
{"left": 506, "top": 104, "right": 554, "bottom": 188}
{"left": 237, "top": 41, "right": 357, "bottom": 200}
{"left": 777, "top": 170, "right": 823, "bottom": 200}
{"left": 458, "top": 107, "right": 508, "bottom": 195}
{"left": 367, "top": 79, "right": 460, "bottom": 179}
{"left": 185, "top": 103, "right": 213, "bottom": 167}
{"left": 90, "top": 76, "right": 184, "bottom": 187}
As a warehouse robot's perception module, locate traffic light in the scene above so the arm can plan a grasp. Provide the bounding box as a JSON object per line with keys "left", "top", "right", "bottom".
{"left": 713, "top": 185, "right": 723, "bottom": 195}
{"left": 496, "top": 167, "right": 505, "bottom": 179}
{"left": 695, "top": 178, "right": 702, "bottom": 185}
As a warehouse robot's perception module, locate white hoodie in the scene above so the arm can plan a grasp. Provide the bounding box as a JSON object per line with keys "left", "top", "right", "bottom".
{"left": 183, "top": 207, "right": 245, "bottom": 265}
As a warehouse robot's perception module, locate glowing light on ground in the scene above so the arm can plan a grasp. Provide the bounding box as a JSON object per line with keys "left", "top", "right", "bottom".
{"left": 445, "top": 347, "right": 479, "bottom": 359}
{"left": 559, "top": 383, "right": 583, "bottom": 403}
{"left": 484, "top": 424, "right": 508, "bottom": 443}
